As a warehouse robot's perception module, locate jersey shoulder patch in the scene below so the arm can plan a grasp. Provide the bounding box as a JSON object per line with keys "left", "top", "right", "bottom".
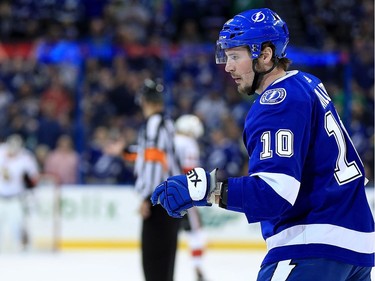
{"left": 260, "top": 88, "right": 287, "bottom": 105}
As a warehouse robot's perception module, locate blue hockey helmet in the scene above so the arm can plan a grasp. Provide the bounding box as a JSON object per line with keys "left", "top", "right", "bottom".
{"left": 216, "top": 8, "right": 289, "bottom": 64}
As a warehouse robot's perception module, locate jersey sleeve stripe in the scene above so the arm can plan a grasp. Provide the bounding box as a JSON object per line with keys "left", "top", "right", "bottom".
{"left": 251, "top": 172, "right": 300, "bottom": 205}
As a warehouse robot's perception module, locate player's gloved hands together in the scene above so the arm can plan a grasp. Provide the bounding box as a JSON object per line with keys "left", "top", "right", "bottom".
{"left": 151, "top": 168, "right": 217, "bottom": 218}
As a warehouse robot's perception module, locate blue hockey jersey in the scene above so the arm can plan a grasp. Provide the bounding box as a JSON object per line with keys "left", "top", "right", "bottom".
{"left": 227, "top": 70, "right": 375, "bottom": 267}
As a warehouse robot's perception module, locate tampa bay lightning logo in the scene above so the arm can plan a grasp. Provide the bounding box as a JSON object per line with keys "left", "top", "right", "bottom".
{"left": 251, "top": 12, "right": 265, "bottom": 22}
{"left": 260, "top": 88, "right": 287, "bottom": 105}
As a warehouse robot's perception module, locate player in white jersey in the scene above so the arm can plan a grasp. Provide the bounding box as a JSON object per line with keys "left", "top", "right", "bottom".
{"left": 0, "top": 134, "right": 39, "bottom": 252}
{"left": 152, "top": 8, "right": 374, "bottom": 281}
{"left": 174, "top": 114, "right": 207, "bottom": 281}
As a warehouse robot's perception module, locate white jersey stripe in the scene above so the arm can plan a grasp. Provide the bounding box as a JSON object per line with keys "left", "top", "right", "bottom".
{"left": 266, "top": 223, "right": 375, "bottom": 254}
{"left": 251, "top": 172, "right": 300, "bottom": 205}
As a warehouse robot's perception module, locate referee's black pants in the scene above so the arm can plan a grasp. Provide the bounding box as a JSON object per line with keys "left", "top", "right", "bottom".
{"left": 142, "top": 204, "right": 180, "bottom": 281}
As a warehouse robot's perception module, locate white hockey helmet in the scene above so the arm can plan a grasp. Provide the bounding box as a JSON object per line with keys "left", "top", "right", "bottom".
{"left": 175, "top": 114, "right": 204, "bottom": 139}
{"left": 6, "top": 134, "right": 23, "bottom": 154}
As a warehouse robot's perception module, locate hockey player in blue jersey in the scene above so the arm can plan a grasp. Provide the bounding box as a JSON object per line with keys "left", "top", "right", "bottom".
{"left": 151, "top": 8, "right": 375, "bottom": 280}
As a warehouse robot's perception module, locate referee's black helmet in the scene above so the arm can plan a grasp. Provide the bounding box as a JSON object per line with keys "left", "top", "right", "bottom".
{"left": 137, "top": 78, "right": 165, "bottom": 104}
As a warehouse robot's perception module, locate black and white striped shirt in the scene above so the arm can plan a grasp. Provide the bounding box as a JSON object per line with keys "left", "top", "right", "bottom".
{"left": 134, "top": 112, "right": 181, "bottom": 199}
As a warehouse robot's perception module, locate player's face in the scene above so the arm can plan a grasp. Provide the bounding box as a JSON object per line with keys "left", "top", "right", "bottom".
{"left": 224, "top": 47, "right": 254, "bottom": 95}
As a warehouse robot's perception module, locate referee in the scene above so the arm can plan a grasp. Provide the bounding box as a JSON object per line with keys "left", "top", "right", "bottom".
{"left": 134, "top": 78, "right": 181, "bottom": 281}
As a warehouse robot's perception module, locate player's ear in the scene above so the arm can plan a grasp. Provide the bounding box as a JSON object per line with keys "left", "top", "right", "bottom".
{"left": 260, "top": 46, "right": 273, "bottom": 63}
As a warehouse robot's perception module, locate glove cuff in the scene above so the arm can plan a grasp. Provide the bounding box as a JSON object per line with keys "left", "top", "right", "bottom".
{"left": 186, "top": 168, "right": 209, "bottom": 201}
{"left": 218, "top": 180, "right": 228, "bottom": 209}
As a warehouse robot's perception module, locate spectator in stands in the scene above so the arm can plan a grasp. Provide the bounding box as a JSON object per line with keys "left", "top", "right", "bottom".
{"left": 107, "top": 69, "right": 140, "bottom": 118}
{"left": 0, "top": 81, "right": 13, "bottom": 132}
{"left": 86, "top": 129, "right": 131, "bottom": 185}
{"left": 82, "top": 126, "right": 108, "bottom": 181}
{"left": 107, "top": 0, "right": 152, "bottom": 45}
{"left": 34, "top": 144, "right": 50, "bottom": 172}
{"left": 204, "top": 117, "right": 246, "bottom": 181}
{"left": 40, "top": 75, "right": 73, "bottom": 119}
{"left": 37, "top": 99, "right": 64, "bottom": 150}
{"left": 194, "top": 88, "right": 230, "bottom": 131}
{"left": 44, "top": 134, "right": 79, "bottom": 185}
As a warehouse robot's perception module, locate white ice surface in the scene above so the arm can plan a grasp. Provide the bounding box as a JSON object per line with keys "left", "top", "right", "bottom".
{"left": 0, "top": 249, "right": 263, "bottom": 281}
{"left": 0, "top": 249, "right": 372, "bottom": 281}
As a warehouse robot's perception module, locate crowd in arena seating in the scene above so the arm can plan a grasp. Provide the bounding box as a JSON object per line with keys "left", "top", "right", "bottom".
{"left": 0, "top": 0, "right": 373, "bottom": 185}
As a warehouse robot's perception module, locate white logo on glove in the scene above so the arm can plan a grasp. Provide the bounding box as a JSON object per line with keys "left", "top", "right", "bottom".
{"left": 186, "top": 168, "right": 207, "bottom": 201}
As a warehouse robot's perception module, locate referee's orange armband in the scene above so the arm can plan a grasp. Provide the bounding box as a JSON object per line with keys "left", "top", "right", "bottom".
{"left": 144, "top": 148, "right": 168, "bottom": 171}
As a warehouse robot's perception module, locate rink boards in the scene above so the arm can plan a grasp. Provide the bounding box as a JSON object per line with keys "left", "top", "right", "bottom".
{"left": 27, "top": 185, "right": 374, "bottom": 251}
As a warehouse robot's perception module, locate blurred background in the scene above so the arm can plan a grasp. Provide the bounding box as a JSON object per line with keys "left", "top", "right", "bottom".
{"left": 0, "top": 0, "right": 373, "bottom": 279}
{"left": 0, "top": 0, "right": 373, "bottom": 186}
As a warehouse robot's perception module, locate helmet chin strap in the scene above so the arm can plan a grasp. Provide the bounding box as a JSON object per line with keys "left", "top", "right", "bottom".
{"left": 249, "top": 57, "right": 279, "bottom": 95}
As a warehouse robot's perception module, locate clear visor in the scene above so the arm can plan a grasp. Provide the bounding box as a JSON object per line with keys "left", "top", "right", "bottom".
{"left": 215, "top": 42, "right": 227, "bottom": 64}
{"left": 215, "top": 39, "right": 250, "bottom": 64}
